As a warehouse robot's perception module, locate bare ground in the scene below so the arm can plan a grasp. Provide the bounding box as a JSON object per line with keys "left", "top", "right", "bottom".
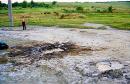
{"left": 0, "top": 26, "right": 130, "bottom": 84}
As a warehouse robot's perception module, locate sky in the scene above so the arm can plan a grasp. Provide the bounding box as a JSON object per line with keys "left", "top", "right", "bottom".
{"left": 0, "top": 0, "right": 130, "bottom": 3}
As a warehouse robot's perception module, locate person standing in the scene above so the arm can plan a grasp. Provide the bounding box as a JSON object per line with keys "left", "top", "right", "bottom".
{"left": 22, "top": 19, "right": 26, "bottom": 30}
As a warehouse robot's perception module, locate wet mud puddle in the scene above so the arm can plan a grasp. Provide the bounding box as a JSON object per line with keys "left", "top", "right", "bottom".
{"left": 0, "top": 26, "right": 130, "bottom": 84}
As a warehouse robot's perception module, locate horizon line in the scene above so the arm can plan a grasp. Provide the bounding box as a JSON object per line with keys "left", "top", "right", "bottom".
{"left": 1, "top": 0, "right": 130, "bottom": 4}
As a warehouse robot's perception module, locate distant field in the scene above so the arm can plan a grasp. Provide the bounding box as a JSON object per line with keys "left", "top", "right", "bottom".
{"left": 0, "top": 1, "right": 130, "bottom": 30}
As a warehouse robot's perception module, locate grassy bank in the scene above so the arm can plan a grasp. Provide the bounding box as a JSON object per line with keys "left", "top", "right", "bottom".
{"left": 0, "top": 2, "right": 130, "bottom": 30}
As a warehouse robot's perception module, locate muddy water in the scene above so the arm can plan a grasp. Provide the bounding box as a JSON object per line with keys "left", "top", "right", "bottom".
{"left": 0, "top": 26, "right": 130, "bottom": 84}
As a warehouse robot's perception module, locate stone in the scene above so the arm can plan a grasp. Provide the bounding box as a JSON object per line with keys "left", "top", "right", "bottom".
{"left": 96, "top": 61, "right": 124, "bottom": 72}
{"left": 125, "top": 74, "right": 130, "bottom": 80}
{"left": 55, "top": 70, "right": 63, "bottom": 77}
{"left": 96, "top": 60, "right": 124, "bottom": 79}
{"left": 100, "top": 69, "right": 123, "bottom": 79}
{"left": 0, "top": 57, "right": 8, "bottom": 64}
{"left": 0, "top": 41, "right": 9, "bottom": 50}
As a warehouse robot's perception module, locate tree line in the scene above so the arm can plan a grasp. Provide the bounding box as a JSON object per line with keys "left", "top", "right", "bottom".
{"left": 0, "top": 0, "right": 57, "bottom": 8}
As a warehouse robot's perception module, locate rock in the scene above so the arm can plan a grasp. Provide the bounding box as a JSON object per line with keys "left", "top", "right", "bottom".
{"left": 96, "top": 60, "right": 124, "bottom": 72}
{"left": 55, "top": 70, "right": 63, "bottom": 77}
{"left": 96, "top": 61, "right": 111, "bottom": 72}
{"left": 41, "top": 43, "right": 56, "bottom": 51}
{"left": 96, "top": 60, "right": 124, "bottom": 79}
{"left": 125, "top": 74, "right": 130, "bottom": 80}
{"left": 8, "top": 49, "right": 23, "bottom": 57}
{"left": 58, "top": 42, "right": 75, "bottom": 51}
{"left": 100, "top": 69, "right": 123, "bottom": 79}
{"left": 92, "top": 73, "right": 99, "bottom": 77}
{"left": 0, "top": 57, "right": 8, "bottom": 64}
{"left": 0, "top": 41, "right": 9, "bottom": 50}
{"left": 0, "top": 51, "right": 9, "bottom": 56}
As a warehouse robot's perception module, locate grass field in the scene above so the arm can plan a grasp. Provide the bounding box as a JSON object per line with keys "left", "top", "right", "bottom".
{"left": 0, "top": 1, "right": 130, "bottom": 30}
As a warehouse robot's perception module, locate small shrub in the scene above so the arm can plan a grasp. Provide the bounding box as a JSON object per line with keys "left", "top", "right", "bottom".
{"left": 108, "top": 6, "right": 113, "bottom": 13}
{"left": 102, "top": 9, "right": 107, "bottom": 13}
{"left": 96, "top": 9, "right": 101, "bottom": 13}
{"left": 44, "top": 11, "right": 51, "bottom": 14}
{"left": 96, "top": 9, "right": 108, "bottom": 13}
{"left": 76, "top": 6, "right": 84, "bottom": 13}
{"left": 91, "top": 6, "right": 94, "bottom": 8}
{"left": 62, "top": 9, "right": 76, "bottom": 13}
{"left": 53, "top": 12, "right": 59, "bottom": 16}
{"left": 62, "top": 9, "right": 68, "bottom": 13}
{"left": 59, "top": 14, "right": 65, "bottom": 19}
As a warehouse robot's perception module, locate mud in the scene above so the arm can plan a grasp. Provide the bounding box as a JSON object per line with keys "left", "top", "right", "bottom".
{"left": 7, "top": 42, "right": 79, "bottom": 65}
{"left": 0, "top": 41, "right": 107, "bottom": 66}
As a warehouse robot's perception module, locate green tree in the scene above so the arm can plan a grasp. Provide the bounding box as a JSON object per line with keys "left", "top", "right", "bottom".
{"left": 22, "top": 1, "right": 28, "bottom": 8}
{"left": 0, "top": 1, "right": 1, "bottom": 9}
{"left": 0, "top": 1, "right": 1, "bottom": 6}
{"left": 52, "top": 1, "right": 57, "bottom": 5}
{"left": 0, "top": 1, "right": 7, "bottom": 8}
{"left": 30, "top": 0, "right": 35, "bottom": 7}
{"left": 12, "top": 2, "right": 19, "bottom": 7}
{"left": 108, "top": 6, "right": 113, "bottom": 13}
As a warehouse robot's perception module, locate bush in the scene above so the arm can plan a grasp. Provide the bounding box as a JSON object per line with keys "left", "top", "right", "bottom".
{"left": 76, "top": 6, "right": 84, "bottom": 13}
{"left": 63, "top": 7, "right": 84, "bottom": 13}
{"left": 62, "top": 9, "right": 69, "bottom": 13}
{"left": 96, "top": 8, "right": 108, "bottom": 13}
{"left": 62, "top": 9, "right": 75, "bottom": 13}
{"left": 91, "top": 6, "right": 94, "bottom": 8}
{"left": 108, "top": 6, "right": 113, "bottom": 13}
{"left": 96, "top": 9, "right": 101, "bottom": 13}
{"left": 53, "top": 12, "right": 59, "bottom": 16}
{"left": 44, "top": 11, "right": 51, "bottom": 14}
{"left": 102, "top": 9, "right": 107, "bottom": 13}
{"left": 59, "top": 14, "right": 65, "bottom": 19}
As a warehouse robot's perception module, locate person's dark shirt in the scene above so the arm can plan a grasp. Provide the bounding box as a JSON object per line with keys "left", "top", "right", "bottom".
{"left": 22, "top": 21, "right": 25, "bottom": 26}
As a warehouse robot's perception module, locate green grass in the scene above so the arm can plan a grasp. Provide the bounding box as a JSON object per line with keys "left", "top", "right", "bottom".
{"left": 0, "top": 2, "right": 130, "bottom": 30}
{"left": 85, "top": 13, "right": 130, "bottom": 30}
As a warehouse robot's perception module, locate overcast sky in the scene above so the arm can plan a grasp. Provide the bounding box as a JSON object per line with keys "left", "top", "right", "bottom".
{"left": 1, "top": 0, "right": 130, "bottom": 3}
